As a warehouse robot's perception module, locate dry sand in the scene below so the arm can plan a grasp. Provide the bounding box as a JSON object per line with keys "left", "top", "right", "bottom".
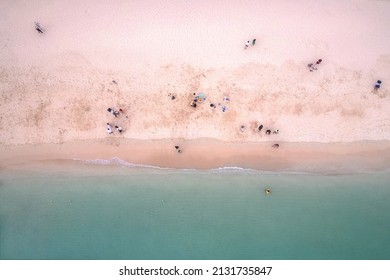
{"left": 1, "top": 0, "right": 390, "bottom": 170}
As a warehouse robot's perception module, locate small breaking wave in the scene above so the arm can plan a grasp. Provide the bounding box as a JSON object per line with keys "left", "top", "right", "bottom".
{"left": 74, "top": 157, "right": 262, "bottom": 173}
{"left": 72, "top": 157, "right": 387, "bottom": 175}
{"left": 209, "top": 166, "right": 260, "bottom": 173}
{"left": 79, "top": 157, "right": 171, "bottom": 170}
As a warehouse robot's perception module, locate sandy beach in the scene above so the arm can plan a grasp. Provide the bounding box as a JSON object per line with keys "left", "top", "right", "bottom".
{"left": 1, "top": 0, "right": 390, "bottom": 170}
{"left": 1, "top": 139, "right": 390, "bottom": 174}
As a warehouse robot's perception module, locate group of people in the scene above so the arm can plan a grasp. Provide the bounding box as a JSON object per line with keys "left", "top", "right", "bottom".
{"left": 190, "top": 93, "right": 230, "bottom": 113}
{"left": 190, "top": 93, "right": 207, "bottom": 108}
{"left": 106, "top": 108, "right": 125, "bottom": 134}
{"left": 259, "top": 124, "right": 280, "bottom": 148}
{"left": 307, "top": 58, "right": 383, "bottom": 92}
{"left": 239, "top": 124, "right": 280, "bottom": 148}
{"left": 106, "top": 123, "right": 123, "bottom": 134}
{"left": 257, "top": 124, "right": 279, "bottom": 135}
{"left": 307, "top": 59, "right": 322, "bottom": 72}
{"left": 245, "top": 39, "right": 256, "bottom": 49}
{"left": 107, "top": 108, "right": 120, "bottom": 117}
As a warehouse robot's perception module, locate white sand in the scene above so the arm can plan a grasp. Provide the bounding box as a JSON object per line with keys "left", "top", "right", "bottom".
{"left": 1, "top": 0, "right": 390, "bottom": 148}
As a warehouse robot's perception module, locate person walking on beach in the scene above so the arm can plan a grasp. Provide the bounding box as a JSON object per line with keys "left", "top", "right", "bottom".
{"left": 245, "top": 40, "right": 250, "bottom": 49}
{"left": 252, "top": 39, "right": 256, "bottom": 45}
{"left": 106, "top": 123, "right": 113, "bottom": 134}
{"left": 34, "top": 22, "right": 44, "bottom": 34}
{"left": 115, "top": 126, "right": 123, "bottom": 133}
{"left": 258, "top": 124, "right": 263, "bottom": 132}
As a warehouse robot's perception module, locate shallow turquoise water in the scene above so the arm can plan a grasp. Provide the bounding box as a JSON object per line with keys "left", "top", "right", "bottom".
{"left": 1, "top": 164, "right": 390, "bottom": 259}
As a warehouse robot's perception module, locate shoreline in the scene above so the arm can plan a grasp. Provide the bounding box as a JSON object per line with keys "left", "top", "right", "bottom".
{"left": 1, "top": 139, "right": 390, "bottom": 174}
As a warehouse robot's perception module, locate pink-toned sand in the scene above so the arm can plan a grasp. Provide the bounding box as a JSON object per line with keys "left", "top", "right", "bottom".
{"left": 1, "top": 0, "right": 390, "bottom": 170}
{"left": 1, "top": 139, "right": 390, "bottom": 173}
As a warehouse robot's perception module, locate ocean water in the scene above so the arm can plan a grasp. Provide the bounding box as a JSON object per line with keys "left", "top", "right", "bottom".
{"left": 1, "top": 161, "right": 390, "bottom": 260}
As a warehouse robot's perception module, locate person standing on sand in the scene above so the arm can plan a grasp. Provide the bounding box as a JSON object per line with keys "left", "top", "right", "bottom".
{"left": 34, "top": 22, "right": 44, "bottom": 34}
{"left": 258, "top": 125, "right": 263, "bottom": 132}
{"left": 374, "top": 80, "right": 382, "bottom": 91}
{"left": 115, "top": 126, "right": 123, "bottom": 133}
{"left": 119, "top": 108, "right": 129, "bottom": 118}
{"left": 252, "top": 39, "right": 256, "bottom": 45}
{"left": 245, "top": 40, "right": 250, "bottom": 49}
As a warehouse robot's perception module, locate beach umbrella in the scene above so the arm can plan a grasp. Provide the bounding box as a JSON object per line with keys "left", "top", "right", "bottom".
{"left": 196, "top": 93, "right": 206, "bottom": 101}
